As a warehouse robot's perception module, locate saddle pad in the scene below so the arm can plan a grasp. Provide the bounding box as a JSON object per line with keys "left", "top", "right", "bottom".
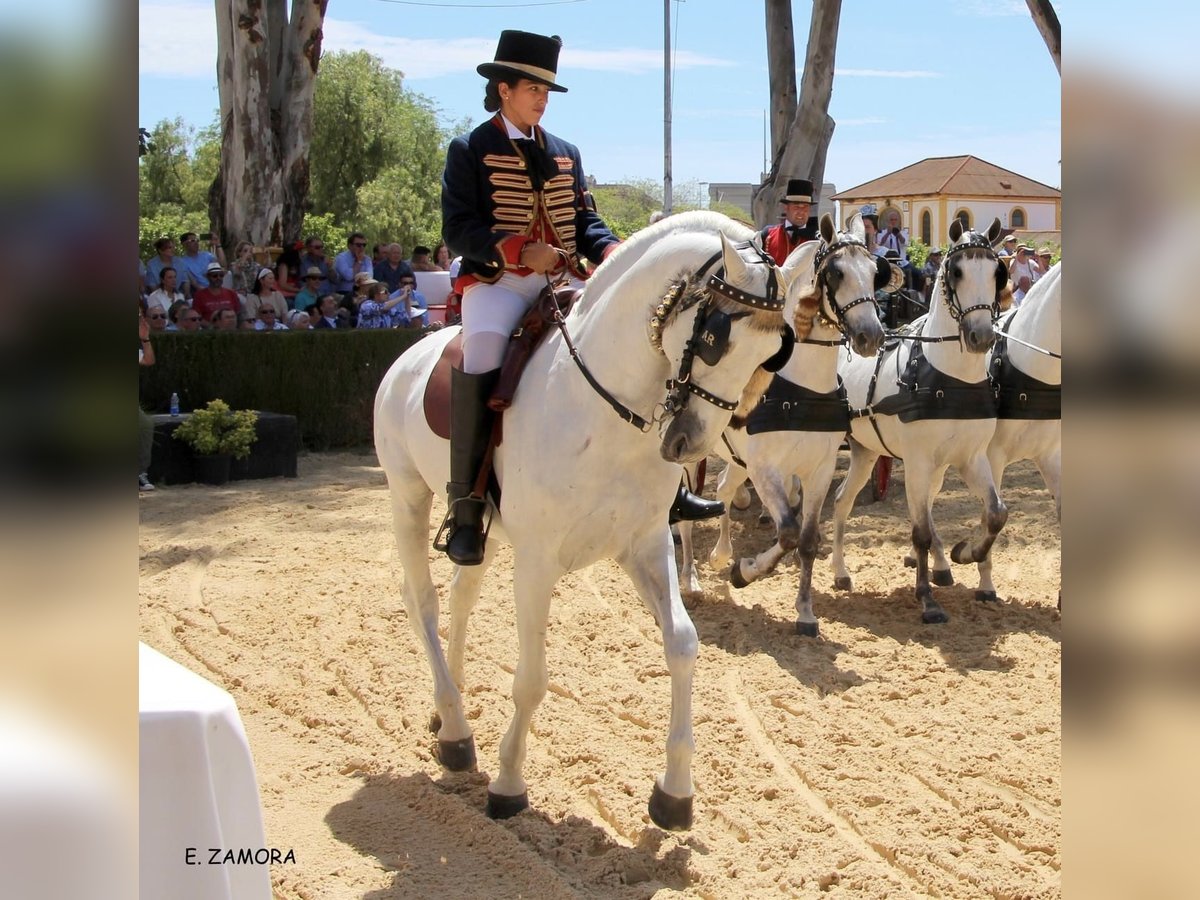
{"left": 746, "top": 375, "right": 850, "bottom": 434}
{"left": 423, "top": 332, "right": 463, "bottom": 440}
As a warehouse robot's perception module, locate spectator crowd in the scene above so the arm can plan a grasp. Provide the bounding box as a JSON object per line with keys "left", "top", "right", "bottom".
{"left": 139, "top": 231, "right": 459, "bottom": 332}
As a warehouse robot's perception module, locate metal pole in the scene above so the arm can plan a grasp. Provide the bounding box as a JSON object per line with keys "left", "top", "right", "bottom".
{"left": 663, "top": 0, "right": 673, "bottom": 215}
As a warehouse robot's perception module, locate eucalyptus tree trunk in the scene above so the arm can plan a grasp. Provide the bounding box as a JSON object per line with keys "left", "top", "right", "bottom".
{"left": 209, "top": 0, "right": 328, "bottom": 253}
{"left": 1025, "top": 0, "right": 1061, "bottom": 74}
{"left": 752, "top": 0, "right": 842, "bottom": 229}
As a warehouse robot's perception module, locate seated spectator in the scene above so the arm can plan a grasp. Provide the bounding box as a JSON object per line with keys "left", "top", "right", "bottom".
{"left": 192, "top": 262, "right": 241, "bottom": 323}
{"left": 374, "top": 242, "right": 414, "bottom": 293}
{"left": 144, "top": 236, "right": 176, "bottom": 292}
{"left": 390, "top": 273, "right": 430, "bottom": 328}
{"left": 293, "top": 266, "right": 323, "bottom": 314}
{"left": 145, "top": 304, "right": 169, "bottom": 333}
{"left": 146, "top": 266, "right": 186, "bottom": 316}
{"left": 312, "top": 294, "right": 345, "bottom": 329}
{"left": 274, "top": 242, "right": 303, "bottom": 301}
{"left": 210, "top": 308, "right": 239, "bottom": 331}
{"left": 409, "top": 245, "right": 437, "bottom": 272}
{"left": 347, "top": 271, "right": 380, "bottom": 324}
{"left": 357, "top": 283, "right": 406, "bottom": 329}
{"left": 1037, "top": 247, "right": 1055, "bottom": 269}
{"left": 166, "top": 301, "right": 201, "bottom": 332}
{"left": 176, "top": 232, "right": 225, "bottom": 295}
{"left": 922, "top": 248, "right": 943, "bottom": 303}
{"left": 285, "top": 309, "right": 313, "bottom": 330}
{"left": 433, "top": 242, "right": 452, "bottom": 271}
{"left": 230, "top": 240, "right": 260, "bottom": 297}
{"left": 372, "top": 243, "right": 387, "bottom": 267}
{"left": 254, "top": 305, "right": 289, "bottom": 331}
{"left": 331, "top": 232, "right": 372, "bottom": 299}
{"left": 138, "top": 258, "right": 147, "bottom": 299}
{"left": 998, "top": 234, "right": 1018, "bottom": 258}
{"left": 298, "top": 236, "right": 331, "bottom": 294}
{"left": 243, "top": 268, "right": 289, "bottom": 322}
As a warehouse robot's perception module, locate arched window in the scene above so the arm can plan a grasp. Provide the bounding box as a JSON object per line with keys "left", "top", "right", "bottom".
{"left": 920, "top": 209, "right": 932, "bottom": 245}
{"left": 1010, "top": 207, "right": 1027, "bottom": 228}
{"left": 955, "top": 208, "right": 972, "bottom": 230}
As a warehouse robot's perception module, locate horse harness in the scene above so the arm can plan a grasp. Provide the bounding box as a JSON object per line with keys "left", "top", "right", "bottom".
{"left": 552, "top": 240, "right": 794, "bottom": 433}
{"left": 990, "top": 305, "right": 1061, "bottom": 420}
{"left": 849, "top": 233, "right": 1007, "bottom": 457}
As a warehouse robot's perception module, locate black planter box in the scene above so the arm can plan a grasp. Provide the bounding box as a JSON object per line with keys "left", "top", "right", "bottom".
{"left": 147, "top": 412, "right": 299, "bottom": 485}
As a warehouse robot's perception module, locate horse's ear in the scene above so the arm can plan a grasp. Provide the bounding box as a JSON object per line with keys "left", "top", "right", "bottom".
{"left": 819, "top": 214, "right": 837, "bottom": 245}
{"left": 719, "top": 232, "right": 750, "bottom": 285}
{"left": 949, "top": 219, "right": 964, "bottom": 243}
{"left": 846, "top": 212, "right": 865, "bottom": 243}
{"left": 985, "top": 217, "right": 1003, "bottom": 245}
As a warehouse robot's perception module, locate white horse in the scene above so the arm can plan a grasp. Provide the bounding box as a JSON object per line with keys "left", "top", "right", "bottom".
{"left": 374, "top": 211, "right": 810, "bottom": 831}
{"left": 677, "top": 213, "right": 889, "bottom": 637}
{"left": 830, "top": 218, "right": 1012, "bottom": 624}
{"left": 927, "top": 261, "right": 1061, "bottom": 601}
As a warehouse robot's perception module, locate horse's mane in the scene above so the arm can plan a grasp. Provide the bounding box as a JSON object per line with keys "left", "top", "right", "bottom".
{"left": 581, "top": 210, "right": 756, "bottom": 312}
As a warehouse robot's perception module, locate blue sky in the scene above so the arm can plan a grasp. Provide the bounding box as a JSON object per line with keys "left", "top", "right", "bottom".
{"left": 138, "top": 0, "right": 1081, "bottom": 197}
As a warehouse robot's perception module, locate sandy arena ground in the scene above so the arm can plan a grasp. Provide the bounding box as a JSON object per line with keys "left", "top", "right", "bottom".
{"left": 139, "top": 450, "right": 1060, "bottom": 899}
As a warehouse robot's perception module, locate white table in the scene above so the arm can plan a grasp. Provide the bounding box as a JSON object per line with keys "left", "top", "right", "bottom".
{"left": 139, "top": 643, "right": 271, "bottom": 900}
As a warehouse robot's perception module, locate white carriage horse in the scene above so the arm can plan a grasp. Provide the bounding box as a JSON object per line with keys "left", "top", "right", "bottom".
{"left": 374, "top": 212, "right": 810, "bottom": 831}
{"left": 831, "top": 218, "right": 1012, "bottom": 624}
{"left": 677, "top": 213, "right": 889, "bottom": 637}
{"left": 929, "top": 261, "right": 1061, "bottom": 601}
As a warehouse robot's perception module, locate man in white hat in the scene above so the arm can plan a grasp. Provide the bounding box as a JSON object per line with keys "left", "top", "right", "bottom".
{"left": 293, "top": 265, "right": 324, "bottom": 315}
{"left": 1008, "top": 244, "right": 1041, "bottom": 306}
{"left": 191, "top": 261, "right": 240, "bottom": 323}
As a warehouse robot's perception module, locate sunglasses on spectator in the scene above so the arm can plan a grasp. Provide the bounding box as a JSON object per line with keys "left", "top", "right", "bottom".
{"left": 352, "top": 242, "right": 366, "bottom": 247}
{"left": 304, "top": 275, "right": 320, "bottom": 280}
{"left": 310, "top": 244, "right": 323, "bottom": 250}
{"left": 259, "top": 309, "right": 276, "bottom": 316}
{"left": 147, "top": 313, "right": 166, "bottom": 319}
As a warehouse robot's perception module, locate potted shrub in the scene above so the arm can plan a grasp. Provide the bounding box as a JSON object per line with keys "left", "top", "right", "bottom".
{"left": 171, "top": 399, "right": 258, "bottom": 485}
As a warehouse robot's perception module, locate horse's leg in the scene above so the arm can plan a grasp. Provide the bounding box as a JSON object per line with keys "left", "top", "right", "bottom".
{"left": 708, "top": 462, "right": 748, "bottom": 572}
{"left": 832, "top": 440, "right": 879, "bottom": 592}
{"left": 487, "top": 555, "right": 560, "bottom": 819}
{"left": 1037, "top": 446, "right": 1062, "bottom": 608}
{"left": 730, "top": 464, "right": 794, "bottom": 589}
{"left": 443, "top": 538, "right": 498, "bottom": 717}
{"left": 677, "top": 519, "right": 702, "bottom": 601}
{"left": 904, "top": 458, "right": 949, "bottom": 624}
{"left": 905, "top": 467, "right": 953, "bottom": 586}
{"left": 387, "top": 479, "right": 478, "bottom": 770}
{"left": 793, "top": 453, "right": 837, "bottom": 637}
{"left": 618, "top": 529, "right": 698, "bottom": 831}
{"left": 949, "top": 451, "right": 1009, "bottom": 601}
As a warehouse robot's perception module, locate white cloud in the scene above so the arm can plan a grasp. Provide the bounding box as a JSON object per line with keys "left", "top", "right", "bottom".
{"left": 140, "top": 3, "right": 216, "bottom": 78}
{"left": 139, "top": 7, "right": 735, "bottom": 81}
{"left": 835, "top": 68, "right": 941, "bottom": 79}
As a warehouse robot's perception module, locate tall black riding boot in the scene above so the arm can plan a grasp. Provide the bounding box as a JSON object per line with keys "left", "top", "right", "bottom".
{"left": 445, "top": 368, "right": 500, "bottom": 566}
{"left": 668, "top": 481, "right": 725, "bottom": 525}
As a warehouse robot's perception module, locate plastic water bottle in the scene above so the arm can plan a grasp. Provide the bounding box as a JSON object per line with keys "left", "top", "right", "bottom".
{"left": 169, "top": 393, "right": 180, "bottom": 417}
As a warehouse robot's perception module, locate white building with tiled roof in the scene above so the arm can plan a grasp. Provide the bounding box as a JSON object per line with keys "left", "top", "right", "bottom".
{"left": 830, "top": 155, "right": 1060, "bottom": 248}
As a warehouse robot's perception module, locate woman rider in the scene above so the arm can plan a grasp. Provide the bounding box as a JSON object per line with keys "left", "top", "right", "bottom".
{"left": 440, "top": 29, "right": 721, "bottom": 566}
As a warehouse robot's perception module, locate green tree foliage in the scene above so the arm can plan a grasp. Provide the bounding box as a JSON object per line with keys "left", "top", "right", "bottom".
{"left": 297, "top": 212, "right": 348, "bottom": 256}
{"left": 139, "top": 118, "right": 195, "bottom": 210}
{"left": 308, "top": 51, "right": 449, "bottom": 246}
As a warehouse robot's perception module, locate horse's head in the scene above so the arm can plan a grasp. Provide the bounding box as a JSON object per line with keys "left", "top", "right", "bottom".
{"left": 939, "top": 217, "right": 1008, "bottom": 353}
{"left": 781, "top": 213, "right": 886, "bottom": 357}
{"left": 653, "top": 231, "right": 793, "bottom": 464}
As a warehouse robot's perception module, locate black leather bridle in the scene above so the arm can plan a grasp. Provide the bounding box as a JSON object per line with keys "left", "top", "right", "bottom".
{"left": 554, "top": 239, "right": 793, "bottom": 432}
{"left": 940, "top": 232, "right": 1004, "bottom": 323}
{"left": 807, "top": 238, "right": 883, "bottom": 344}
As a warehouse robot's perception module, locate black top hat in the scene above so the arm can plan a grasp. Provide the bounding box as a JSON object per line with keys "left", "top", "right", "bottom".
{"left": 477, "top": 30, "right": 568, "bottom": 93}
{"left": 780, "top": 179, "right": 814, "bottom": 203}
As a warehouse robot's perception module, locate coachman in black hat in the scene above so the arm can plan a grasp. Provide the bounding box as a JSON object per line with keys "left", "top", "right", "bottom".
{"left": 759, "top": 178, "right": 818, "bottom": 266}
{"left": 438, "top": 30, "right": 722, "bottom": 566}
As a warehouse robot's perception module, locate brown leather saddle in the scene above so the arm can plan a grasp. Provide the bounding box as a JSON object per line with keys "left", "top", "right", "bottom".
{"left": 423, "top": 284, "right": 582, "bottom": 441}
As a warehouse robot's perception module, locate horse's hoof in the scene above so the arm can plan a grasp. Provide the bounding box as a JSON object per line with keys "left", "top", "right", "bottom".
{"left": 428, "top": 712, "right": 442, "bottom": 735}
{"left": 950, "top": 539, "right": 972, "bottom": 564}
{"left": 833, "top": 576, "right": 852, "bottom": 592}
{"left": 729, "top": 561, "right": 751, "bottom": 589}
{"left": 486, "top": 790, "right": 529, "bottom": 820}
{"left": 921, "top": 608, "right": 949, "bottom": 625}
{"left": 932, "top": 569, "right": 955, "bottom": 587}
{"left": 974, "top": 590, "right": 998, "bottom": 603}
{"left": 903, "top": 556, "right": 916, "bottom": 569}
{"left": 437, "top": 736, "right": 477, "bottom": 772}
{"left": 648, "top": 782, "right": 693, "bottom": 831}
{"left": 795, "top": 620, "right": 819, "bottom": 638}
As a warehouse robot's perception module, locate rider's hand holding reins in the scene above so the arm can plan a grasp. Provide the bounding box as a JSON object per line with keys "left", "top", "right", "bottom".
{"left": 519, "top": 241, "right": 561, "bottom": 274}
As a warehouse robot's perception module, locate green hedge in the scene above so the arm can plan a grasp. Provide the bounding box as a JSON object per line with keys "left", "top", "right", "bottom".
{"left": 139, "top": 330, "right": 428, "bottom": 449}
